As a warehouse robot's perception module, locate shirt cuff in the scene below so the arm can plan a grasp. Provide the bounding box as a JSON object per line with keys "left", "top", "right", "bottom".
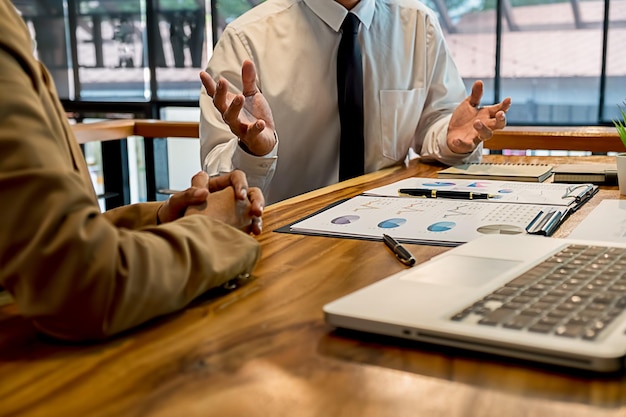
{"left": 232, "top": 135, "right": 278, "bottom": 191}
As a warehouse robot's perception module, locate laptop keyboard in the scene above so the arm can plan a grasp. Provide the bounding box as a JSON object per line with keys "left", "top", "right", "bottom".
{"left": 451, "top": 244, "right": 626, "bottom": 341}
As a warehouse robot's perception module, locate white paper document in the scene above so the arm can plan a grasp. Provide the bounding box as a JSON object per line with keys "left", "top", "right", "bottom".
{"left": 288, "top": 177, "right": 598, "bottom": 246}
{"left": 568, "top": 200, "right": 626, "bottom": 242}
{"left": 364, "top": 177, "right": 591, "bottom": 206}
{"left": 290, "top": 195, "right": 564, "bottom": 246}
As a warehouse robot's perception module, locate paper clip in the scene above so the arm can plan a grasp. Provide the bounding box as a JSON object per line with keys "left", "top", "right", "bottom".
{"left": 562, "top": 184, "right": 594, "bottom": 203}
{"left": 526, "top": 209, "right": 566, "bottom": 236}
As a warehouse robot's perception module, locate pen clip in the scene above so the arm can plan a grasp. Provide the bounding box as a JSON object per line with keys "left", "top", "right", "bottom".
{"left": 525, "top": 209, "right": 564, "bottom": 236}
{"left": 382, "top": 234, "right": 416, "bottom": 266}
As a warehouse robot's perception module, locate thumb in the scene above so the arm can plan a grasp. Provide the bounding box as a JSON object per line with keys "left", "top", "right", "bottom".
{"left": 158, "top": 186, "right": 208, "bottom": 223}
{"left": 170, "top": 187, "right": 208, "bottom": 213}
{"left": 191, "top": 171, "right": 210, "bottom": 189}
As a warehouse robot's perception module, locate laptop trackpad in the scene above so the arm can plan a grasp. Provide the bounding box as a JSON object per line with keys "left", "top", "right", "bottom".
{"left": 401, "top": 255, "right": 522, "bottom": 287}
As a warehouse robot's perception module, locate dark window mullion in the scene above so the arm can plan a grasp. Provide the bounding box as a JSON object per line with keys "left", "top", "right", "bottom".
{"left": 494, "top": 0, "right": 503, "bottom": 105}
{"left": 598, "top": 0, "right": 610, "bottom": 122}
{"left": 66, "top": 0, "right": 81, "bottom": 100}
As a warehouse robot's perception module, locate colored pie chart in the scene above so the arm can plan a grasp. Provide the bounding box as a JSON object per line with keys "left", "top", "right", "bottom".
{"left": 378, "top": 218, "right": 407, "bottom": 229}
{"left": 427, "top": 221, "right": 456, "bottom": 232}
{"left": 422, "top": 182, "right": 456, "bottom": 187}
{"left": 331, "top": 215, "right": 360, "bottom": 225}
{"left": 476, "top": 224, "right": 524, "bottom": 235}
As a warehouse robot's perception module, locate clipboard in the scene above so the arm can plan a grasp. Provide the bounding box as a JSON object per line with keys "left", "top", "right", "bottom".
{"left": 525, "top": 183, "right": 598, "bottom": 236}
{"left": 562, "top": 183, "right": 599, "bottom": 211}
{"left": 276, "top": 180, "right": 599, "bottom": 246}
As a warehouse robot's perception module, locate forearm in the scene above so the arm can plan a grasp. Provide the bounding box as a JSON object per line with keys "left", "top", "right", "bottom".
{"left": 5, "top": 209, "right": 260, "bottom": 341}
{"left": 103, "top": 201, "right": 162, "bottom": 228}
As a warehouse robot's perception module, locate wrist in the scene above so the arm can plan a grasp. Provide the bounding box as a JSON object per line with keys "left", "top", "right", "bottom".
{"left": 156, "top": 204, "right": 164, "bottom": 225}
{"left": 238, "top": 131, "right": 278, "bottom": 156}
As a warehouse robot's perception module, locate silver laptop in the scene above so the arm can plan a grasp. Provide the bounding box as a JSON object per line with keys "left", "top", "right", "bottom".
{"left": 323, "top": 234, "right": 626, "bottom": 372}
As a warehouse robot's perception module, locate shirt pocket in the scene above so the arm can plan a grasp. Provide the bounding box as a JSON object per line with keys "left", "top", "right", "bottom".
{"left": 380, "top": 88, "right": 426, "bottom": 160}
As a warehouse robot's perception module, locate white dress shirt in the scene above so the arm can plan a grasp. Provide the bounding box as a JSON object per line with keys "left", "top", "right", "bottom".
{"left": 200, "top": 0, "right": 482, "bottom": 204}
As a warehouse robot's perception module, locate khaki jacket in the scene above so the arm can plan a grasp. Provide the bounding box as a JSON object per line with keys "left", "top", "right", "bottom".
{"left": 0, "top": 1, "right": 260, "bottom": 341}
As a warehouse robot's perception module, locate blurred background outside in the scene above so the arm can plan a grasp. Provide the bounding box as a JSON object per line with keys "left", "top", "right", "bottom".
{"left": 12, "top": 0, "right": 626, "bottom": 206}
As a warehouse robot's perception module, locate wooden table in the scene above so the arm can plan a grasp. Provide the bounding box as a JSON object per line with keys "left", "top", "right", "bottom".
{"left": 1, "top": 155, "right": 625, "bottom": 417}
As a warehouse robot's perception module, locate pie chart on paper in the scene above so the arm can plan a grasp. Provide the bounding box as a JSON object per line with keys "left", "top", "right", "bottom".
{"left": 427, "top": 221, "right": 456, "bottom": 232}
{"left": 476, "top": 224, "right": 524, "bottom": 235}
{"left": 378, "top": 218, "right": 407, "bottom": 229}
{"left": 331, "top": 215, "right": 360, "bottom": 225}
{"left": 422, "top": 181, "right": 456, "bottom": 187}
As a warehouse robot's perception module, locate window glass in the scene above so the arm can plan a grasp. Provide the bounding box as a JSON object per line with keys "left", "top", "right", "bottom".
{"left": 155, "top": 0, "right": 211, "bottom": 99}
{"left": 604, "top": 0, "right": 626, "bottom": 123}
{"left": 499, "top": 0, "right": 604, "bottom": 124}
{"left": 20, "top": 0, "right": 73, "bottom": 99}
{"left": 76, "top": 0, "right": 149, "bottom": 100}
{"left": 160, "top": 107, "right": 202, "bottom": 192}
{"left": 424, "top": 0, "right": 498, "bottom": 107}
{"left": 13, "top": 0, "right": 626, "bottom": 137}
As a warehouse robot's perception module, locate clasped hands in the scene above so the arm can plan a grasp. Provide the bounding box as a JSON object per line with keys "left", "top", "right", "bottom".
{"left": 157, "top": 170, "right": 264, "bottom": 235}
{"left": 200, "top": 59, "right": 512, "bottom": 158}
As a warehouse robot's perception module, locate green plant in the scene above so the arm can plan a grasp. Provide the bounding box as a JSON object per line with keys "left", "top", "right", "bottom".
{"left": 614, "top": 100, "right": 626, "bottom": 148}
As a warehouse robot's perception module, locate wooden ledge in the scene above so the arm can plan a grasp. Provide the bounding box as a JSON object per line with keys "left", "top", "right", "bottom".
{"left": 134, "top": 120, "right": 199, "bottom": 140}
{"left": 70, "top": 120, "right": 623, "bottom": 153}
{"left": 489, "top": 126, "right": 622, "bottom": 152}
{"left": 71, "top": 119, "right": 199, "bottom": 144}
{"left": 71, "top": 119, "right": 136, "bottom": 144}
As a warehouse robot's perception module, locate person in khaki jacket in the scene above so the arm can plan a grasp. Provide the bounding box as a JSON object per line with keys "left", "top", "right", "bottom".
{"left": 0, "top": 1, "right": 264, "bottom": 341}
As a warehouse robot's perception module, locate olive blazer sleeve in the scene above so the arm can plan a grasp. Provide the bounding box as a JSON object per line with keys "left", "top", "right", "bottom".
{"left": 0, "top": 2, "right": 261, "bottom": 341}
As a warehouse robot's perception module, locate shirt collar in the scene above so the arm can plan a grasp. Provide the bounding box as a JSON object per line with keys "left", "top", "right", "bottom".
{"left": 304, "top": 0, "right": 375, "bottom": 32}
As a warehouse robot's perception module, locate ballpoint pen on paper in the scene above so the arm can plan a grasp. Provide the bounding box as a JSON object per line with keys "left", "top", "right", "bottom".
{"left": 398, "top": 188, "right": 496, "bottom": 200}
{"left": 382, "top": 234, "right": 416, "bottom": 266}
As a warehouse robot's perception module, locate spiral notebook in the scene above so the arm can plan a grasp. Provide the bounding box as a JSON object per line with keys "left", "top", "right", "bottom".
{"left": 552, "top": 163, "right": 617, "bottom": 185}
{"left": 437, "top": 163, "right": 553, "bottom": 182}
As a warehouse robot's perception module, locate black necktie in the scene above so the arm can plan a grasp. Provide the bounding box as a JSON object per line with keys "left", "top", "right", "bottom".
{"left": 337, "top": 13, "right": 364, "bottom": 181}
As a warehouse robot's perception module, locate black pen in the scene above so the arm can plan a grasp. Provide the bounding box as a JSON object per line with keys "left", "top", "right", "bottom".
{"left": 398, "top": 188, "right": 495, "bottom": 200}
{"left": 382, "top": 234, "right": 416, "bottom": 266}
